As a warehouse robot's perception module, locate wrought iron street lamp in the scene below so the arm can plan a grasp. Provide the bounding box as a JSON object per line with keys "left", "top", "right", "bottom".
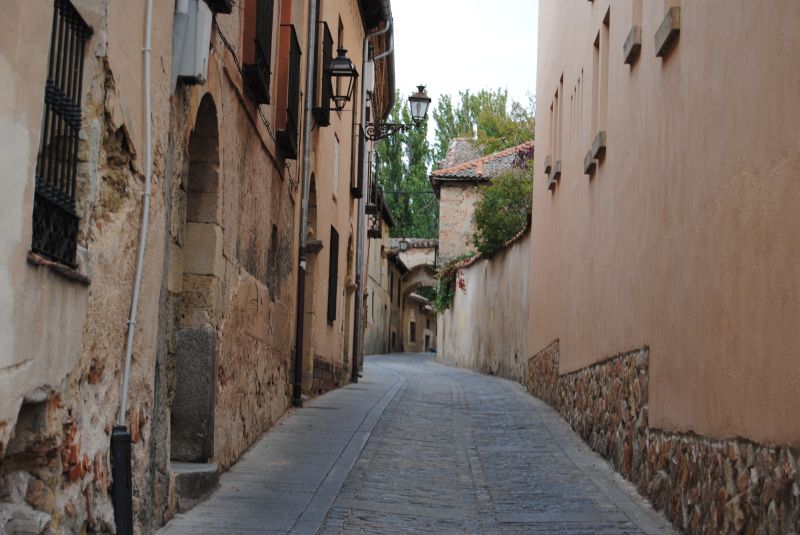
{"left": 325, "top": 48, "right": 358, "bottom": 111}
{"left": 398, "top": 237, "right": 410, "bottom": 252}
{"left": 408, "top": 85, "right": 432, "bottom": 125}
{"left": 365, "top": 85, "right": 431, "bottom": 141}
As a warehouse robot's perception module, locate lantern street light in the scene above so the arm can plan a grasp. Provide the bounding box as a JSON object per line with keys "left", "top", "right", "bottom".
{"left": 365, "top": 85, "right": 432, "bottom": 141}
{"left": 408, "top": 85, "right": 432, "bottom": 125}
{"left": 398, "top": 237, "right": 410, "bottom": 252}
{"left": 325, "top": 48, "right": 359, "bottom": 111}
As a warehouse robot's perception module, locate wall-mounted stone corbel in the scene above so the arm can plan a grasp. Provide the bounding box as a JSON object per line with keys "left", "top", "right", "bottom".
{"left": 591, "top": 131, "right": 607, "bottom": 161}
{"left": 655, "top": 7, "right": 680, "bottom": 58}
{"left": 544, "top": 155, "right": 553, "bottom": 175}
{"left": 584, "top": 150, "right": 597, "bottom": 176}
{"left": 623, "top": 26, "right": 642, "bottom": 65}
{"left": 305, "top": 240, "right": 324, "bottom": 255}
{"left": 548, "top": 161, "right": 562, "bottom": 192}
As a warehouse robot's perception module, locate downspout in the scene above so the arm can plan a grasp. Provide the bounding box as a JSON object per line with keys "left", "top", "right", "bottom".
{"left": 112, "top": 0, "right": 154, "bottom": 532}
{"left": 293, "top": 0, "right": 318, "bottom": 407}
{"left": 352, "top": 18, "right": 393, "bottom": 382}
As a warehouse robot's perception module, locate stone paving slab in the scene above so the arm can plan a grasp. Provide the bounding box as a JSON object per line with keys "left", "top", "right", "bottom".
{"left": 318, "top": 354, "right": 676, "bottom": 535}
{"left": 157, "top": 365, "right": 404, "bottom": 535}
{"left": 159, "top": 354, "right": 676, "bottom": 534}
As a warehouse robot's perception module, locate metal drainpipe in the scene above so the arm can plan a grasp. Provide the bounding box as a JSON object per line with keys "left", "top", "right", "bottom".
{"left": 352, "top": 19, "right": 393, "bottom": 382}
{"left": 293, "top": 0, "right": 318, "bottom": 408}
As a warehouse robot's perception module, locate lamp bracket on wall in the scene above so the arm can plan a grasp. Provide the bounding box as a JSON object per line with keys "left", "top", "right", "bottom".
{"left": 364, "top": 122, "right": 414, "bottom": 141}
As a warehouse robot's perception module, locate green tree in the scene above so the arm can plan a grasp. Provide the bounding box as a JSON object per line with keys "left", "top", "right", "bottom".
{"left": 374, "top": 94, "right": 437, "bottom": 239}
{"left": 432, "top": 89, "right": 535, "bottom": 160}
{"left": 472, "top": 165, "right": 533, "bottom": 257}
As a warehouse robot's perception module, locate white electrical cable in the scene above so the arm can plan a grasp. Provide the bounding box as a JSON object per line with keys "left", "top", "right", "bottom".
{"left": 119, "top": 0, "right": 154, "bottom": 426}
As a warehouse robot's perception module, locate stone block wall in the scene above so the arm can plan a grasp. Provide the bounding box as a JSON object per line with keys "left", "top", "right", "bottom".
{"left": 311, "top": 358, "right": 343, "bottom": 396}
{"left": 528, "top": 341, "right": 800, "bottom": 533}
{"left": 437, "top": 185, "right": 483, "bottom": 262}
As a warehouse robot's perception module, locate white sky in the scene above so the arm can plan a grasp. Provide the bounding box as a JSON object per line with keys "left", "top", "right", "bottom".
{"left": 391, "top": 0, "right": 539, "bottom": 126}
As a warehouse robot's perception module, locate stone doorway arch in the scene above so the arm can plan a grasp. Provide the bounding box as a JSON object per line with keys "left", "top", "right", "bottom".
{"left": 171, "top": 94, "right": 222, "bottom": 462}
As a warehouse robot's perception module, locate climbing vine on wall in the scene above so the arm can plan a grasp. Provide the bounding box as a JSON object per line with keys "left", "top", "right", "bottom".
{"left": 434, "top": 253, "right": 473, "bottom": 313}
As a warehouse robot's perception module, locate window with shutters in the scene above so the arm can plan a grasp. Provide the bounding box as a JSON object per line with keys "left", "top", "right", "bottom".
{"left": 312, "top": 20, "right": 333, "bottom": 126}
{"left": 327, "top": 226, "right": 339, "bottom": 323}
{"left": 31, "top": 0, "right": 92, "bottom": 268}
{"left": 276, "top": 24, "right": 301, "bottom": 159}
{"left": 243, "top": 0, "right": 275, "bottom": 105}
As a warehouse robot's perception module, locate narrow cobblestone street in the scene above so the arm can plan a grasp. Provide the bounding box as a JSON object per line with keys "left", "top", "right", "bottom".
{"left": 159, "top": 354, "right": 674, "bottom": 534}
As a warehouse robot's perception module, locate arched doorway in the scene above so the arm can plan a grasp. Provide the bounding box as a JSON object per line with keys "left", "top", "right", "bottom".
{"left": 400, "top": 265, "right": 438, "bottom": 353}
{"left": 171, "top": 94, "right": 222, "bottom": 462}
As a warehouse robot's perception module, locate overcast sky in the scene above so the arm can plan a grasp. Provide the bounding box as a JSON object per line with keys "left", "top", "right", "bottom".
{"left": 391, "top": 0, "right": 539, "bottom": 124}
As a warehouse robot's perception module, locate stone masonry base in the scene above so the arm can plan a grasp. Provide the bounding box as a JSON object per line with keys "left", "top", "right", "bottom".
{"left": 527, "top": 341, "right": 799, "bottom": 533}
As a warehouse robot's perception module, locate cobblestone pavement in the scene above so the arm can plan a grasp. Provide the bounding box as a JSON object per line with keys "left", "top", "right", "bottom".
{"left": 318, "top": 354, "right": 675, "bottom": 535}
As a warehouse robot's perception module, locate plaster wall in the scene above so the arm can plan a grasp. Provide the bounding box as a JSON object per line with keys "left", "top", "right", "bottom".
{"left": 532, "top": 0, "right": 800, "bottom": 445}
{"left": 364, "top": 221, "right": 392, "bottom": 355}
{"left": 439, "top": 232, "right": 530, "bottom": 383}
{"left": 301, "top": 0, "right": 367, "bottom": 393}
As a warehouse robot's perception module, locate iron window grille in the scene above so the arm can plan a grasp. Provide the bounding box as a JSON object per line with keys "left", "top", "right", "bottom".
{"left": 327, "top": 226, "right": 339, "bottom": 323}
{"left": 32, "top": 0, "right": 92, "bottom": 268}
{"left": 366, "top": 181, "right": 383, "bottom": 239}
{"left": 312, "top": 21, "right": 333, "bottom": 126}
{"left": 243, "top": 0, "right": 274, "bottom": 105}
{"left": 276, "top": 24, "right": 301, "bottom": 159}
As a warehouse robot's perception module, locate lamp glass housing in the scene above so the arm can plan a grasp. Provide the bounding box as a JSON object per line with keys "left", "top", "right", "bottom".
{"left": 408, "top": 85, "right": 431, "bottom": 124}
{"left": 326, "top": 48, "right": 358, "bottom": 110}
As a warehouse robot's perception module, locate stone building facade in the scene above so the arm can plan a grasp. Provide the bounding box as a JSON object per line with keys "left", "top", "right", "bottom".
{"left": 532, "top": 1, "right": 800, "bottom": 531}
{"left": 431, "top": 139, "right": 534, "bottom": 263}
{"left": 0, "top": 0, "right": 394, "bottom": 532}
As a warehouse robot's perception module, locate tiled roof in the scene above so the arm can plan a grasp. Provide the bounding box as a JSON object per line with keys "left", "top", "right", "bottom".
{"left": 431, "top": 141, "right": 534, "bottom": 180}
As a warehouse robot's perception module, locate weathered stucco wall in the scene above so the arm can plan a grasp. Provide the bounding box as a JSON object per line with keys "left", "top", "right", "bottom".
{"left": 532, "top": 0, "right": 800, "bottom": 446}
{"left": 439, "top": 232, "right": 530, "bottom": 382}
{"left": 0, "top": 0, "right": 176, "bottom": 531}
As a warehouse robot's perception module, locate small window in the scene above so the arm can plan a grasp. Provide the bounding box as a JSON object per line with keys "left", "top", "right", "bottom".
{"left": 410, "top": 321, "right": 416, "bottom": 343}
{"left": 327, "top": 226, "right": 339, "bottom": 323}
{"left": 332, "top": 135, "right": 340, "bottom": 199}
{"left": 32, "top": 0, "right": 92, "bottom": 268}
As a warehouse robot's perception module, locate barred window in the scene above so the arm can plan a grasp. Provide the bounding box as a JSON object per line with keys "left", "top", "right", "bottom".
{"left": 32, "top": 0, "right": 92, "bottom": 268}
